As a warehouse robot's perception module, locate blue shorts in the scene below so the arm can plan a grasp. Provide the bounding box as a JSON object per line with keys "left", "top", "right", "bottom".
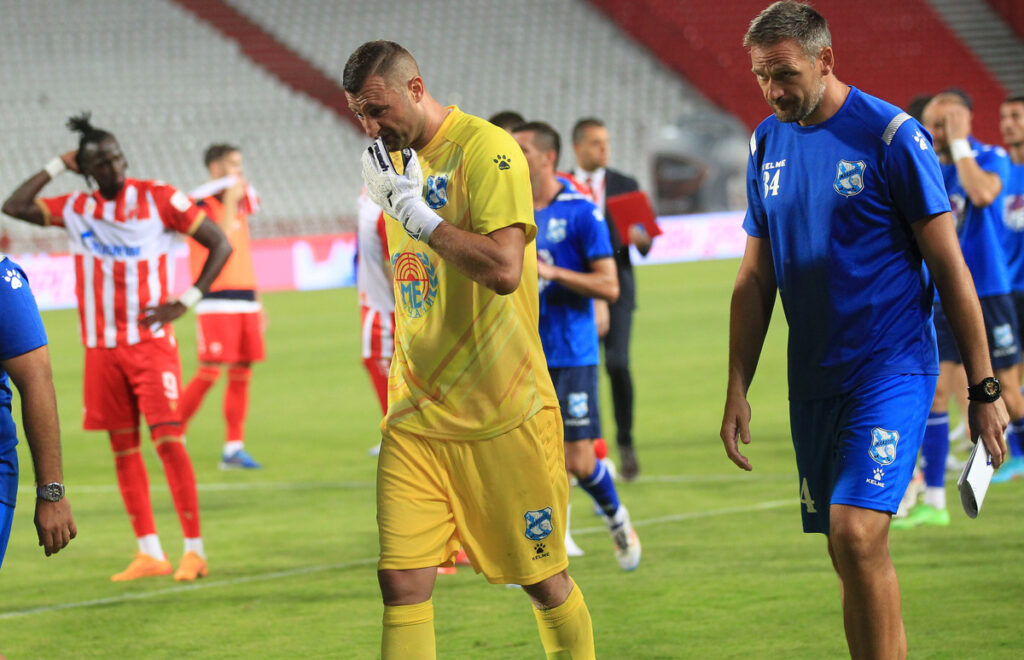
{"left": 0, "top": 500, "right": 13, "bottom": 572}
{"left": 789, "top": 374, "right": 936, "bottom": 535}
{"left": 934, "top": 295, "right": 1021, "bottom": 369}
{"left": 548, "top": 365, "right": 601, "bottom": 442}
{"left": 1013, "top": 290, "right": 1024, "bottom": 347}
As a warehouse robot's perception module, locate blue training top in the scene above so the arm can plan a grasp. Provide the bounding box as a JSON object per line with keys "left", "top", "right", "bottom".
{"left": 0, "top": 257, "right": 49, "bottom": 506}
{"left": 996, "top": 161, "right": 1024, "bottom": 292}
{"left": 536, "top": 182, "right": 614, "bottom": 368}
{"left": 943, "top": 137, "right": 1012, "bottom": 298}
{"left": 743, "top": 86, "right": 950, "bottom": 401}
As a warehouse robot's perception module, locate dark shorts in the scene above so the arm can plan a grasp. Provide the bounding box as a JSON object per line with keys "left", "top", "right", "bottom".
{"left": 933, "top": 295, "right": 1022, "bottom": 370}
{"left": 789, "top": 374, "right": 935, "bottom": 535}
{"left": 1013, "top": 290, "right": 1024, "bottom": 347}
{"left": 548, "top": 365, "right": 601, "bottom": 442}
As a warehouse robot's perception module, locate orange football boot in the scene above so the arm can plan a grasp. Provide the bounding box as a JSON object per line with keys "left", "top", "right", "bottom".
{"left": 111, "top": 552, "right": 172, "bottom": 582}
{"left": 173, "top": 551, "right": 209, "bottom": 581}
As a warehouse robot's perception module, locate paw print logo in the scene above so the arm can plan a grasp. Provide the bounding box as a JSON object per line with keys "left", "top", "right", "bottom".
{"left": 493, "top": 154, "right": 511, "bottom": 171}
{"left": 873, "top": 468, "right": 884, "bottom": 481}
{"left": 3, "top": 268, "right": 23, "bottom": 290}
{"left": 912, "top": 131, "right": 929, "bottom": 151}
{"left": 534, "top": 542, "right": 546, "bottom": 555}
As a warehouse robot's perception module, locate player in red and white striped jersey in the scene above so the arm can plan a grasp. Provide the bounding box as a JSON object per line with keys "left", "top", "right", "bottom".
{"left": 2, "top": 113, "right": 232, "bottom": 582}
{"left": 356, "top": 190, "right": 394, "bottom": 456}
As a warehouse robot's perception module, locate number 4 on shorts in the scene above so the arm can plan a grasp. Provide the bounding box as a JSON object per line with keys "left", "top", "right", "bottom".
{"left": 800, "top": 477, "right": 817, "bottom": 513}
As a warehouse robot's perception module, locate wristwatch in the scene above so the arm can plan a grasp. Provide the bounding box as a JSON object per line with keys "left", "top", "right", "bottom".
{"left": 967, "top": 377, "right": 1002, "bottom": 403}
{"left": 36, "top": 482, "right": 65, "bottom": 502}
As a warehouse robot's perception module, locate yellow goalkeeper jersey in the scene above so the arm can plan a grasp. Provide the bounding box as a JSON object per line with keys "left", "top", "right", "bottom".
{"left": 383, "top": 106, "right": 557, "bottom": 440}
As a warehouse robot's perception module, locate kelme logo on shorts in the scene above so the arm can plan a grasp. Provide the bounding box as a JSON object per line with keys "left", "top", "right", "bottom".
{"left": 524, "top": 507, "right": 553, "bottom": 541}
{"left": 868, "top": 427, "right": 898, "bottom": 466}
{"left": 391, "top": 252, "right": 438, "bottom": 319}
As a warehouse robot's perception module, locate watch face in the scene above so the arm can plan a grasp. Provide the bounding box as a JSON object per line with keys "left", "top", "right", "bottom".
{"left": 985, "top": 380, "right": 1000, "bottom": 396}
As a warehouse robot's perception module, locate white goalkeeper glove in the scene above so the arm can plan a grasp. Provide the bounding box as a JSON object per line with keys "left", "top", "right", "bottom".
{"left": 361, "top": 138, "right": 442, "bottom": 243}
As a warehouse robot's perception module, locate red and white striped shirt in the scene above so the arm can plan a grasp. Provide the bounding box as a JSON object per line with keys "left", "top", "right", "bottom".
{"left": 37, "top": 178, "right": 205, "bottom": 348}
{"left": 356, "top": 190, "right": 395, "bottom": 360}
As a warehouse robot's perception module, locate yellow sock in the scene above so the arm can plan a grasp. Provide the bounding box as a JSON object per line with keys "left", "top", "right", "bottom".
{"left": 533, "top": 579, "right": 595, "bottom": 659}
{"left": 382, "top": 600, "right": 435, "bottom": 660}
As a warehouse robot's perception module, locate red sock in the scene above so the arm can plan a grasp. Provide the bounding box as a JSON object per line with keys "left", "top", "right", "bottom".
{"left": 181, "top": 365, "right": 222, "bottom": 425}
{"left": 362, "top": 356, "right": 390, "bottom": 414}
{"left": 154, "top": 436, "right": 201, "bottom": 538}
{"left": 224, "top": 366, "right": 252, "bottom": 442}
{"left": 110, "top": 430, "right": 156, "bottom": 537}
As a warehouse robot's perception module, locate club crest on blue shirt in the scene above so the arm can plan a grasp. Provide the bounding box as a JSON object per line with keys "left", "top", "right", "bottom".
{"left": 1006, "top": 194, "right": 1024, "bottom": 231}
{"left": 424, "top": 174, "right": 449, "bottom": 210}
{"left": 869, "top": 427, "right": 899, "bottom": 466}
{"left": 546, "top": 217, "right": 568, "bottom": 243}
{"left": 524, "top": 507, "right": 553, "bottom": 541}
{"left": 567, "top": 391, "right": 589, "bottom": 418}
{"left": 834, "top": 159, "right": 867, "bottom": 197}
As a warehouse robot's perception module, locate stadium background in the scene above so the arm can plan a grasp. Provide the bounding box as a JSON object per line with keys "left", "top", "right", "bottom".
{"left": 1, "top": 1, "right": 1024, "bottom": 657}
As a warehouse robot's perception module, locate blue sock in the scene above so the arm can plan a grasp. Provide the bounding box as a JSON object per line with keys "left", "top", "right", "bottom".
{"left": 922, "top": 412, "right": 949, "bottom": 488}
{"left": 1008, "top": 418, "right": 1024, "bottom": 459}
{"left": 579, "top": 460, "right": 620, "bottom": 517}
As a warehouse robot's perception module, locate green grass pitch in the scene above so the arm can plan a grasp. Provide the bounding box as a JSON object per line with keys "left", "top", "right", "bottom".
{"left": 1, "top": 259, "right": 1022, "bottom": 658}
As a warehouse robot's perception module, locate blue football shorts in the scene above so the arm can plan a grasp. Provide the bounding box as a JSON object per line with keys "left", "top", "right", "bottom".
{"left": 789, "top": 373, "right": 936, "bottom": 535}
{"left": 1012, "top": 290, "right": 1024, "bottom": 355}
{"left": 934, "top": 295, "right": 1022, "bottom": 369}
{"left": 548, "top": 365, "right": 601, "bottom": 442}
{"left": 0, "top": 446, "right": 18, "bottom": 571}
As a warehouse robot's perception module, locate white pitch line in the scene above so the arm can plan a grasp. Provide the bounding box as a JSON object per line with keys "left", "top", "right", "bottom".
{"left": 572, "top": 499, "right": 792, "bottom": 535}
{"left": 0, "top": 557, "right": 379, "bottom": 620}
{"left": 0, "top": 499, "right": 794, "bottom": 620}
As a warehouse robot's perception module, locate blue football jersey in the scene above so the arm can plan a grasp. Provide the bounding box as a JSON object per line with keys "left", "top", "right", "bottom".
{"left": 536, "top": 184, "right": 614, "bottom": 368}
{"left": 942, "top": 138, "right": 1012, "bottom": 297}
{"left": 997, "top": 161, "right": 1024, "bottom": 291}
{"left": 743, "top": 87, "right": 950, "bottom": 400}
{"left": 0, "top": 257, "right": 48, "bottom": 505}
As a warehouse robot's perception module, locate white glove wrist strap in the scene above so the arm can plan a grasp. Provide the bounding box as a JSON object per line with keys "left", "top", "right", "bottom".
{"left": 178, "top": 286, "right": 203, "bottom": 309}
{"left": 44, "top": 157, "right": 67, "bottom": 179}
{"left": 404, "top": 203, "right": 443, "bottom": 243}
{"left": 950, "top": 138, "right": 973, "bottom": 162}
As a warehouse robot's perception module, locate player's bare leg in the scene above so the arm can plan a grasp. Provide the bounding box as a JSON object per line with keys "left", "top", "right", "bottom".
{"left": 565, "top": 439, "right": 640, "bottom": 570}
{"left": 522, "top": 569, "right": 595, "bottom": 659}
{"left": 829, "top": 504, "right": 905, "bottom": 660}
{"left": 378, "top": 567, "right": 438, "bottom": 660}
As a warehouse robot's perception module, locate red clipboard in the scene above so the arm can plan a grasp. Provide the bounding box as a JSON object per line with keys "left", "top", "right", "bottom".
{"left": 605, "top": 191, "right": 662, "bottom": 244}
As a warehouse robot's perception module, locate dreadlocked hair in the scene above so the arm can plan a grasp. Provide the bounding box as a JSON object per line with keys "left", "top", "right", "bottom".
{"left": 66, "top": 112, "right": 114, "bottom": 174}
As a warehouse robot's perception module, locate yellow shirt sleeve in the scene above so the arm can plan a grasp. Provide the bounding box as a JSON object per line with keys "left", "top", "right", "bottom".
{"left": 464, "top": 126, "right": 536, "bottom": 242}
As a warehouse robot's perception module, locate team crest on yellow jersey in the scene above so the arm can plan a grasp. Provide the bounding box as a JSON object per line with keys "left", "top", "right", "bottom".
{"left": 392, "top": 251, "right": 438, "bottom": 318}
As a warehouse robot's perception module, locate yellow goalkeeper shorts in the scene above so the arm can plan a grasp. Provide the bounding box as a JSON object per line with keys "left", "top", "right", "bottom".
{"left": 376, "top": 406, "right": 569, "bottom": 585}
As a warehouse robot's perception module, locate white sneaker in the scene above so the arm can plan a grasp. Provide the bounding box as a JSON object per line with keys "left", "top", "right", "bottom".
{"left": 606, "top": 505, "right": 641, "bottom": 571}
{"left": 368, "top": 443, "right": 381, "bottom": 457}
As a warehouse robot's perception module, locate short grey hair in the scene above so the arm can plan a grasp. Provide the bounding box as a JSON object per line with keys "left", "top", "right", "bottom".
{"left": 743, "top": 1, "right": 832, "bottom": 58}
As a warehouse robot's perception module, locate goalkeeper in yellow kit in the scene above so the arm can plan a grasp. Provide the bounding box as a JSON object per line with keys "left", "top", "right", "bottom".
{"left": 344, "top": 41, "right": 596, "bottom": 659}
